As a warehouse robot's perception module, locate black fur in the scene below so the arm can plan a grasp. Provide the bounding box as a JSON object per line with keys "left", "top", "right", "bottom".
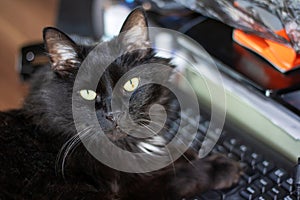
{"left": 0, "top": 8, "right": 241, "bottom": 199}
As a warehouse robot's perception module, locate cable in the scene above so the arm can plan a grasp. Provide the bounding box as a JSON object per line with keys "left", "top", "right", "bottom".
{"left": 178, "top": 16, "right": 207, "bottom": 34}
{"left": 295, "top": 157, "right": 300, "bottom": 200}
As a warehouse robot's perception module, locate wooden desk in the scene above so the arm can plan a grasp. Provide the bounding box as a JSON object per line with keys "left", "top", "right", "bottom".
{"left": 0, "top": 0, "right": 58, "bottom": 110}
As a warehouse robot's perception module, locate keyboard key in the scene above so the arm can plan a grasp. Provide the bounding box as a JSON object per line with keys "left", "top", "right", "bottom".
{"left": 195, "top": 132, "right": 205, "bottom": 142}
{"left": 198, "top": 121, "right": 208, "bottom": 133}
{"left": 283, "top": 195, "right": 297, "bottom": 200}
{"left": 167, "top": 120, "right": 179, "bottom": 135}
{"left": 267, "top": 186, "right": 287, "bottom": 199}
{"left": 282, "top": 177, "right": 294, "bottom": 192}
{"left": 220, "top": 179, "right": 246, "bottom": 198}
{"left": 223, "top": 138, "right": 239, "bottom": 152}
{"left": 227, "top": 152, "right": 240, "bottom": 161}
{"left": 268, "top": 168, "right": 288, "bottom": 184}
{"left": 232, "top": 144, "right": 251, "bottom": 160}
{"left": 213, "top": 144, "right": 228, "bottom": 154}
{"left": 253, "top": 177, "right": 273, "bottom": 193}
{"left": 242, "top": 167, "right": 260, "bottom": 184}
{"left": 254, "top": 194, "right": 272, "bottom": 200}
{"left": 245, "top": 152, "right": 263, "bottom": 167}
{"left": 240, "top": 186, "right": 260, "bottom": 200}
{"left": 256, "top": 160, "right": 275, "bottom": 175}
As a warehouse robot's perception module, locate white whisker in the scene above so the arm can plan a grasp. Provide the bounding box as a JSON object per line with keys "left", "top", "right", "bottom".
{"left": 138, "top": 142, "right": 165, "bottom": 155}
{"left": 56, "top": 126, "right": 92, "bottom": 178}
{"left": 147, "top": 135, "right": 166, "bottom": 146}
{"left": 171, "top": 133, "right": 196, "bottom": 167}
{"left": 164, "top": 144, "right": 177, "bottom": 176}
{"left": 141, "top": 124, "right": 177, "bottom": 174}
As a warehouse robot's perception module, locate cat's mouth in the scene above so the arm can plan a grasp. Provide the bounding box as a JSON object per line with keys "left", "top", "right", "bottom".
{"left": 105, "top": 128, "right": 128, "bottom": 141}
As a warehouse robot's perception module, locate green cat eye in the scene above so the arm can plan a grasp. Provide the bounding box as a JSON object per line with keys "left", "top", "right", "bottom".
{"left": 123, "top": 77, "right": 139, "bottom": 92}
{"left": 79, "top": 89, "right": 97, "bottom": 101}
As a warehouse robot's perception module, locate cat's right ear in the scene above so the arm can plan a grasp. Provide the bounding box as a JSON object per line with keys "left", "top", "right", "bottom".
{"left": 43, "top": 27, "right": 81, "bottom": 76}
{"left": 119, "top": 7, "right": 150, "bottom": 52}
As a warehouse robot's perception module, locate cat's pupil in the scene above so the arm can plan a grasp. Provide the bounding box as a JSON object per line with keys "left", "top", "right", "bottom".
{"left": 79, "top": 89, "right": 97, "bottom": 101}
{"left": 124, "top": 77, "right": 139, "bottom": 92}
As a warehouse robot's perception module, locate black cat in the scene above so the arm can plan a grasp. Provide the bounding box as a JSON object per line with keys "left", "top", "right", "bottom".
{"left": 0, "top": 8, "right": 242, "bottom": 200}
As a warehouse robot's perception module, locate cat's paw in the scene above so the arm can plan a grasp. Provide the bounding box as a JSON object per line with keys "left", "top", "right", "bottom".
{"left": 207, "top": 154, "right": 243, "bottom": 190}
{"left": 167, "top": 154, "right": 243, "bottom": 199}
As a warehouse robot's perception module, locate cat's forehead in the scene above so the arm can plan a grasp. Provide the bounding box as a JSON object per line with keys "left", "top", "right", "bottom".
{"left": 76, "top": 42, "right": 137, "bottom": 87}
{"left": 84, "top": 39, "right": 145, "bottom": 70}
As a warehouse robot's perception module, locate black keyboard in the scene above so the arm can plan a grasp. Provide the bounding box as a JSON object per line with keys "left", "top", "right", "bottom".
{"left": 180, "top": 109, "right": 298, "bottom": 200}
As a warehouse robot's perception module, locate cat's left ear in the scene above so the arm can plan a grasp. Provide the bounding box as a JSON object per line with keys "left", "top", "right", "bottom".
{"left": 119, "top": 7, "right": 150, "bottom": 52}
{"left": 43, "top": 27, "right": 81, "bottom": 75}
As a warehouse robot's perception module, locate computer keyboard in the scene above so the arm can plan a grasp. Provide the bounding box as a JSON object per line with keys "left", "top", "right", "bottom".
{"left": 179, "top": 109, "right": 298, "bottom": 200}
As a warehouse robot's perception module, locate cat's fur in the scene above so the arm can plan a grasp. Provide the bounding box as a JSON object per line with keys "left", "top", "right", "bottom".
{"left": 0, "top": 8, "right": 241, "bottom": 200}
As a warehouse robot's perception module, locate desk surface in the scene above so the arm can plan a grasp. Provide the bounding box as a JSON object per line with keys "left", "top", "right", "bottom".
{"left": 0, "top": 0, "right": 57, "bottom": 111}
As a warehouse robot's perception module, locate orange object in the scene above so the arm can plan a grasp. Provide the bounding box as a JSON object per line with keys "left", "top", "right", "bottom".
{"left": 233, "top": 29, "right": 300, "bottom": 73}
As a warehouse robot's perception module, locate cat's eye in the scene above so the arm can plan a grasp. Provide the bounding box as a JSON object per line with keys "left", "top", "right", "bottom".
{"left": 79, "top": 89, "right": 97, "bottom": 101}
{"left": 123, "top": 77, "right": 139, "bottom": 92}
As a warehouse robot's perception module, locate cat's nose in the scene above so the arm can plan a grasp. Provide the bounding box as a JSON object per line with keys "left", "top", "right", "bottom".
{"left": 105, "top": 111, "right": 123, "bottom": 122}
{"left": 105, "top": 114, "right": 114, "bottom": 122}
{"left": 97, "top": 110, "right": 118, "bottom": 131}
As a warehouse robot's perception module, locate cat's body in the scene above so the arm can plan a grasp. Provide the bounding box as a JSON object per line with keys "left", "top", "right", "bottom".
{"left": 0, "top": 8, "right": 241, "bottom": 200}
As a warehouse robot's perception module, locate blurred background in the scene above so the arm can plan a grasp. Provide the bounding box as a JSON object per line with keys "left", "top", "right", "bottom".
{"left": 0, "top": 0, "right": 58, "bottom": 111}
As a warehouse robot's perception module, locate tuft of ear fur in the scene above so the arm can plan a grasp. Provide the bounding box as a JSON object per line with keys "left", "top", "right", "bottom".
{"left": 43, "top": 27, "right": 81, "bottom": 75}
{"left": 119, "top": 7, "right": 150, "bottom": 52}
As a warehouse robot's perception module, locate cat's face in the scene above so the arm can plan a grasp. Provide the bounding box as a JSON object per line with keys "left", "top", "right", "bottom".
{"left": 35, "top": 8, "right": 177, "bottom": 156}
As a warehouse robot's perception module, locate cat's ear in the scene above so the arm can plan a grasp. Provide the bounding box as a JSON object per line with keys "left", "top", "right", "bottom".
{"left": 119, "top": 7, "right": 150, "bottom": 52}
{"left": 43, "top": 27, "right": 81, "bottom": 75}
